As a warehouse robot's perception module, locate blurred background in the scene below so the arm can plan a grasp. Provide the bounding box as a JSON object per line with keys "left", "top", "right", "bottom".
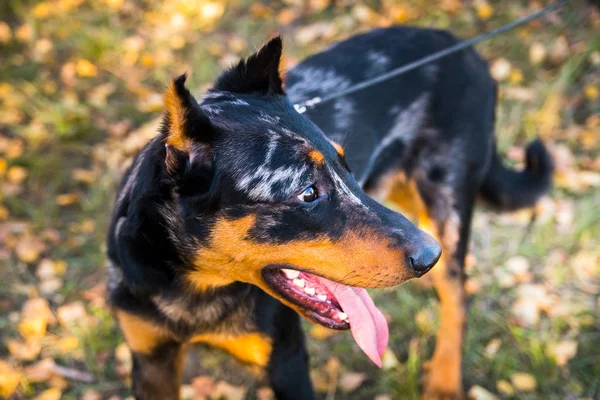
{"left": 0, "top": 0, "right": 599, "bottom": 399}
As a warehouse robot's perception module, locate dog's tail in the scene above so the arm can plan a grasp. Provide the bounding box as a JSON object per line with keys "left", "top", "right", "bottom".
{"left": 479, "top": 139, "right": 554, "bottom": 211}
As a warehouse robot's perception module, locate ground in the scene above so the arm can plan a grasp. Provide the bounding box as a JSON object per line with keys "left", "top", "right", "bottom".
{"left": 0, "top": 1, "right": 599, "bottom": 399}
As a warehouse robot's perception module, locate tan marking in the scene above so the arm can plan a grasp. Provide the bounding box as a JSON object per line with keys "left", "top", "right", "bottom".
{"left": 420, "top": 213, "right": 464, "bottom": 399}
{"left": 367, "top": 172, "right": 425, "bottom": 221}
{"left": 279, "top": 53, "right": 287, "bottom": 89}
{"left": 308, "top": 149, "right": 325, "bottom": 166}
{"left": 117, "top": 311, "right": 173, "bottom": 354}
{"left": 164, "top": 81, "right": 191, "bottom": 152}
{"left": 190, "top": 332, "right": 272, "bottom": 367}
{"left": 329, "top": 140, "right": 345, "bottom": 157}
{"left": 187, "top": 214, "right": 414, "bottom": 319}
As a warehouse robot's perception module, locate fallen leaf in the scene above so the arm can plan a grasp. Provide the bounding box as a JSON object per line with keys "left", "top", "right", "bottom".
{"left": 256, "top": 387, "right": 274, "bottom": 400}
{"left": 180, "top": 385, "right": 195, "bottom": 400}
{"left": 468, "top": 385, "right": 498, "bottom": 400}
{"left": 7, "top": 165, "right": 28, "bottom": 184}
{"left": 496, "top": 380, "right": 514, "bottom": 396}
{"left": 18, "top": 317, "right": 47, "bottom": 341}
{"left": 16, "top": 236, "right": 46, "bottom": 263}
{"left": 33, "top": 387, "right": 61, "bottom": 400}
{"left": 22, "top": 298, "right": 56, "bottom": 324}
{"left": 0, "top": 360, "right": 22, "bottom": 398}
{"left": 212, "top": 381, "right": 245, "bottom": 400}
{"left": 23, "top": 358, "right": 56, "bottom": 383}
{"left": 191, "top": 375, "right": 215, "bottom": 398}
{"left": 81, "top": 389, "right": 102, "bottom": 400}
{"left": 484, "top": 339, "right": 501, "bottom": 359}
{"left": 7, "top": 338, "right": 42, "bottom": 361}
{"left": 548, "top": 340, "right": 578, "bottom": 366}
{"left": 57, "top": 301, "right": 92, "bottom": 328}
{"left": 339, "top": 372, "right": 366, "bottom": 392}
{"left": 529, "top": 42, "right": 546, "bottom": 64}
{"left": 490, "top": 58, "right": 511, "bottom": 81}
{"left": 510, "top": 372, "right": 537, "bottom": 392}
{"left": 381, "top": 347, "right": 399, "bottom": 370}
{"left": 75, "top": 59, "right": 98, "bottom": 77}
{"left": 476, "top": 2, "right": 494, "bottom": 20}
{"left": 309, "top": 324, "right": 338, "bottom": 340}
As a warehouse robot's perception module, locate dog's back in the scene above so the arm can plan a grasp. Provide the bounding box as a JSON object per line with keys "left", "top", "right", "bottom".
{"left": 286, "top": 26, "right": 552, "bottom": 209}
{"left": 286, "top": 26, "right": 553, "bottom": 398}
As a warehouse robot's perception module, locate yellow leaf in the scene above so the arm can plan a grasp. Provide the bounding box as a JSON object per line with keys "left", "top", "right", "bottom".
{"left": 0, "top": 361, "right": 21, "bottom": 398}
{"left": 509, "top": 69, "right": 524, "bottom": 85}
{"left": 310, "top": 324, "right": 338, "bottom": 340}
{"left": 15, "top": 24, "right": 33, "bottom": 42}
{"left": 0, "top": 205, "right": 8, "bottom": 220}
{"left": 81, "top": 219, "right": 96, "bottom": 233}
{"left": 33, "top": 388, "right": 62, "bottom": 400}
{"left": 0, "top": 21, "right": 11, "bottom": 43}
{"left": 7, "top": 339, "right": 41, "bottom": 361}
{"left": 33, "top": 2, "right": 54, "bottom": 19}
{"left": 0, "top": 158, "right": 6, "bottom": 175}
{"left": 7, "top": 166, "right": 27, "bottom": 184}
{"left": 56, "top": 335, "right": 79, "bottom": 354}
{"left": 200, "top": 2, "right": 225, "bottom": 22}
{"left": 510, "top": 372, "right": 537, "bottom": 392}
{"left": 56, "top": 193, "right": 79, "bottom": 206}
{"left": 496, "top": 380, "right": 514, "bottom": 395}
{"left": 529, "top": 42, "right": 546, "bottom": 65}
{"left": 18, "top": 318, "right": 48, "bottom": 341}
{"left": 75, "top": 59, "right": 98, "bottom": 77}
{"left": 104, "top": 0, "right": 124, "bottom": 8}
{"left": 476, "top": 3, "right": 494, "bottom": 20}
{"left": 584, "top": 85, "right": 598, "bottom": 100}
{"left": 16, "top": 237, "right": 46, "bottom": 263}
{"left": 548, "top": 340, "right": 578, "bottom": 366}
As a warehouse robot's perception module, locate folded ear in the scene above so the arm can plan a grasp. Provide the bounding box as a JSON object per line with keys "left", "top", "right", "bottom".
{"left": 213, "top": 36, "right": 284, "bottom": 95}
{"left": 163, "top": 73, "right": 215, "bottom": 172}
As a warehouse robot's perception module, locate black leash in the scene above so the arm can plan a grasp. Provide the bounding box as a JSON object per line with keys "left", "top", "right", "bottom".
{"left": 293, "top": 0, "right": 573, "bottom": 114}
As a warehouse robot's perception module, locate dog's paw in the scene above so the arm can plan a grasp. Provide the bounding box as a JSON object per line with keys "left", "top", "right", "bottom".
{"left": 422, "top": 357, "right": 463, "bottom": 400}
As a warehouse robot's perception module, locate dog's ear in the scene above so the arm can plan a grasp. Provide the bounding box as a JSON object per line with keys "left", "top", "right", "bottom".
{"left": 213, "top": 36, "right": 284, "bottom": 95}
{"left": 163, "top": 73, "right": 215, "bottom": 172}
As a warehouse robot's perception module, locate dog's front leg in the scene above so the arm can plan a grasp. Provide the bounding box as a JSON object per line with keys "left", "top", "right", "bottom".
{"left": 117, "top": 310, "right": 185, "bottom": 400}
{"left": 267, "top": 306, "right": 316, "bottom": 400}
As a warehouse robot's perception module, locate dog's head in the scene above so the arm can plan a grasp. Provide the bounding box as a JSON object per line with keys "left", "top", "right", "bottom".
{"left": 115, "top": 37, "right": 440, "bottom": 365}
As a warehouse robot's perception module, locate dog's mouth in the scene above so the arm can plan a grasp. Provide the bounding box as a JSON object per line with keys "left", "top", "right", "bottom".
{"left": 262, "top": 266, "right": 389, "bottom": 367}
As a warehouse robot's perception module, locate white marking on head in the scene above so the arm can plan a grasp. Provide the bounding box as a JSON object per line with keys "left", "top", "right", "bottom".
{"left": 325, "top": 164, "right": 368, "bottom": 210}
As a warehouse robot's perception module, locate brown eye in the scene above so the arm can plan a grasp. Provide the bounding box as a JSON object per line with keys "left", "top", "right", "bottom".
{"left": 297, "top": 186, "right": 319, "bottom": 203}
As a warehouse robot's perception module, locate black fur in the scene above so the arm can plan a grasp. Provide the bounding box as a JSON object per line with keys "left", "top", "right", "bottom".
{"left": 108, "top": 26, "right": 552, "bottom": 399}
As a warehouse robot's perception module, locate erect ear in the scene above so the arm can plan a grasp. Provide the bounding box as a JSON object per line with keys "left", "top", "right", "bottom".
{"left": 163, "top": 73, "right": 215, "bottom": 171}
{"left": 212, "top": 36, "right": 285, "bottom": 95}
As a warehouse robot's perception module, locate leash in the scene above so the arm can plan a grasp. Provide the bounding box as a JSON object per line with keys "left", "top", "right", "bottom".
{"left": 293, "top": 0, "right": 573, "bottom": 114}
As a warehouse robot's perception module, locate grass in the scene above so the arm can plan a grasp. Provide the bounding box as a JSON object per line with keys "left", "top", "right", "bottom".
{"left": 0, "top": 0, "right": 599, "bottom": 399}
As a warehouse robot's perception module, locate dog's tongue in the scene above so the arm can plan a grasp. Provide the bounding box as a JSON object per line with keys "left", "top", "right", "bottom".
{"left": 316, "top": 278, "right": 389, "bottom": 367}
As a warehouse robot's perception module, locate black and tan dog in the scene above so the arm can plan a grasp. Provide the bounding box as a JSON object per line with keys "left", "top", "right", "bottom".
{"left": 108, "top": 27, "right": 552, "bottom": 400}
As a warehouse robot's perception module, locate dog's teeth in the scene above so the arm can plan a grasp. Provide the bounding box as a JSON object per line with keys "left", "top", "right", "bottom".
{"left": 317, "top": 294, "right": 327, "bottom": 301}
{"left": 338, "top": 312, "right": 349, "bottom": 321}
{"left": 292, "top": 278, "right": 305, "bottom": 288}
{"left": 282, "top": 269, "right": 300, "bottom": 279}
{"left": 304, "top": 287, "right": 316, "bottom": 295}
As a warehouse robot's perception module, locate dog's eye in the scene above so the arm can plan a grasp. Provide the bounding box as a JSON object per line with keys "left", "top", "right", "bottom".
{"left": 297, "top": 186, "right": 319, "bottom": 203}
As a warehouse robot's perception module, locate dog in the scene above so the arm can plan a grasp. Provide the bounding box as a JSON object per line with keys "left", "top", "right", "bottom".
{"left": 107, "top": 26, "right": 552, "bottom": 400}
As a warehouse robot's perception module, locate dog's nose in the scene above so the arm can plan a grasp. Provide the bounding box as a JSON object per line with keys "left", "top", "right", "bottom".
{"left": 408, "top": 241, "right": 442, "bottom": 275}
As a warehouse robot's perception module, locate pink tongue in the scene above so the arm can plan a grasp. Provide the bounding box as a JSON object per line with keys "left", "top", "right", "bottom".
{"left": 316, "top": 278, "right": 389, "bottom": 367}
